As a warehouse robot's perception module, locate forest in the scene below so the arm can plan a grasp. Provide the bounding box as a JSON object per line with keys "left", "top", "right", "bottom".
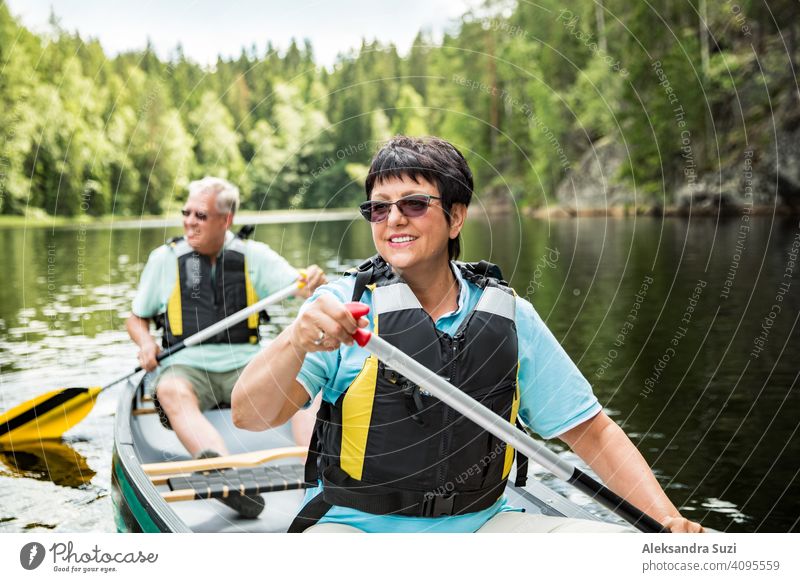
{"left": 0, "top": 0, "right": 797, "bottom": 217}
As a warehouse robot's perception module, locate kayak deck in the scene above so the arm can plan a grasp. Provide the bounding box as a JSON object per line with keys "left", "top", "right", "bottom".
{"left": 114, "top": 375, "right": 607, "bottom": 532}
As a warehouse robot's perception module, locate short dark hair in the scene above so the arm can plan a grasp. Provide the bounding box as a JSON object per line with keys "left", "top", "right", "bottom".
{"left": 365, "top": 135, "right": 473, "bottom": 260}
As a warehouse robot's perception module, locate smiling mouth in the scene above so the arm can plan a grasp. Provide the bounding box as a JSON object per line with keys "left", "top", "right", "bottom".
{"left": 389, "top": 235, "right": 417, "bottom": 243}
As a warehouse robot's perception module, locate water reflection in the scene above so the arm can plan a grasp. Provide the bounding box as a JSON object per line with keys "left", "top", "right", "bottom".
{"left": 0, "top": 441, "right": 94, "bottom": 488}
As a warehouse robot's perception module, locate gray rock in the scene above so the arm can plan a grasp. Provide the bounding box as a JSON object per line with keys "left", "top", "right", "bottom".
{"left": 555, "top": 138, "right": 637, "bottom": 210}
{"left": 763, "top": 125, "right": 800, "bottom": 209}
{"left": 674, "top": 159, "right": 774, "bottom": 211}
{"left": 555, "top": 122, "right": 800, "bottom": 212}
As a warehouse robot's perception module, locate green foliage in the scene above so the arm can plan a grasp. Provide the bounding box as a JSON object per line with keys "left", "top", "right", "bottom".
{"left": 390, "top": 85, "right": 429, "bottom": 136}
{"left": 0, "top": 0, "right": 792, "bottom": 215}
{"left": 244, "top": 82, "right": 341, "bottom": 210}
{"left": 189, "top": 91, "right": 244, "bottom": 180}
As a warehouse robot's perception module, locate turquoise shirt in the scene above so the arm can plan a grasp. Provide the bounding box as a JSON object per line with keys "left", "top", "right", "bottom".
{"left": 296, "top": 264, "right": 602, "bottom": 532}
{"left": 131, "top": 231, "right": 299, "bottom": 372}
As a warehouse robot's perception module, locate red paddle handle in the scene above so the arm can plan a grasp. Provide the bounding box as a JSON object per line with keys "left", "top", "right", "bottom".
{"left": 344, "top": 302, "right": 371, "bottom": 347}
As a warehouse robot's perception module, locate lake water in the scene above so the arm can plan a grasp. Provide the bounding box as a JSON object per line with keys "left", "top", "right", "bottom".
{"left": 0, "top": 213, "right": 798, "bottom": 532}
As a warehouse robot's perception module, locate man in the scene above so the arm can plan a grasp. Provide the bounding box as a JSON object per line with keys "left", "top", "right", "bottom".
{"left": 126, "top": 176, "right": 325, "bottom": 518}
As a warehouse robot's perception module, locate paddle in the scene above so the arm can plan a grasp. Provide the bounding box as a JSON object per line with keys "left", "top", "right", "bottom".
{"left": 343, "top": 301, "right": 670, "bottom": 533}
{"left": 0, "top": 280, "right": 304, "bottom": 445}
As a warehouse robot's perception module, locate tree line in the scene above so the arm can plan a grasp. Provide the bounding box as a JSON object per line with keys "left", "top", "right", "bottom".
{"left": 0, "top": 0, "right": 796, "bottom": 217}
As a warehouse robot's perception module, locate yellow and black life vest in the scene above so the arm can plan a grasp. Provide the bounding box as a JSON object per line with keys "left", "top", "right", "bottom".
{"left": 290, "top": 255, "right": 528, "bottom": 530}
{"left": 155, "top": 232, "right": 263, "bottom": 348}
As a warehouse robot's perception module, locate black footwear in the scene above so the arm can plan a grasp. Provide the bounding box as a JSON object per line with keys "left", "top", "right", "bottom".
{"left": 217, "top": 490, "right": 265, "bottom": 519}
{"left": 194, "top": 450, "right": 265, "bottom": 519}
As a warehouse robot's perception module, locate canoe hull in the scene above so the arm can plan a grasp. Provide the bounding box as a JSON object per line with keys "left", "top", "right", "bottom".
{"left": 112, "top": 448, "right": 167, "bottom": 533}
{"left": 111, "top": 376, "right": 191, "bottom": 533}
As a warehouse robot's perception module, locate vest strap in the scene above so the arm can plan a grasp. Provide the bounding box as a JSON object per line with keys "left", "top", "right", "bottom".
{"left": 352, "top": 267, "right": 374, "bottom": 302}
{"left": 350, "top": 255, "right": 394, "bottom": 301}
{"left": 303, "top": 400, "right": 331, "bottom": 485}
{"left": 287, "top": 492, "right": 332, "bottom": 533}
{"left": 457, "top": 260, "right": 507, "bottom": 286}
{"left": 318, "top": 466, "right": 507, "bottom": 517}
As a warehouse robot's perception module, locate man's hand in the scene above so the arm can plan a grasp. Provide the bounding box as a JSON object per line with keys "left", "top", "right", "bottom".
{"left": 137, "top": 340, "right": 161, "bottom": 372}
{"left": 661, "top": 516, "right": 705, "bottom": 533}
{"left": 127, "top": 314, "right": 161, "bottom": 371}
{"left": 295, "top": 265, "right": 327, "bottom": 298}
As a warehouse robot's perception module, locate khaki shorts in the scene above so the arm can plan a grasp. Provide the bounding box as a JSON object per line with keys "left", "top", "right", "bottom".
{"left": 152, "top": 364, "right": 245, "bottom": 430}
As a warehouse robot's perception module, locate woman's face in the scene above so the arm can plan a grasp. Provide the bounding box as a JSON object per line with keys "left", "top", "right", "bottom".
{"left": 369, "top": 174, "right": 466, "bottom": 274}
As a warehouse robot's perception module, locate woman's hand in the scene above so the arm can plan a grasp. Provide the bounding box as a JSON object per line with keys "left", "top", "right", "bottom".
{"left": 561, "top": 412, "right": 707, "bottom": 534}
{"left": 295, "top": 265, "right": 328, "bottom": 298}
{"left": 661, "top": 516, "right": 705, "bottom": 533}
{"left": 289, "top": 293, "right": 368, "bottom": 352}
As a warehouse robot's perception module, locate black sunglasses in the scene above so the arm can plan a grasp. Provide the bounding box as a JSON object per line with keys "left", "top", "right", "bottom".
{"left": 181, "top": 209, "right": 209, "bottom": 221}
{"left": 359, "top": 194, "right": 442, "bottom": 223}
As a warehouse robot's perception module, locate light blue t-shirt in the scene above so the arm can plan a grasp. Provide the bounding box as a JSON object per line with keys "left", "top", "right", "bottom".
{"left": 131, "top": 231, "right": 299, "bottom": 372}
{"left": 296, "top": 264, "right": 601, "bottom": 532}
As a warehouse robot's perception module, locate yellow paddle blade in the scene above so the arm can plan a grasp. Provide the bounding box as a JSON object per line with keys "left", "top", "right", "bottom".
{"left": 0, "top": 386, "right": 102, "bottom": 445}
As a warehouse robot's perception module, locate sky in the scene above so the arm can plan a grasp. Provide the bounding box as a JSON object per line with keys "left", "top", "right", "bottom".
{"left": 5, "top": 0, "right": 475, "bottom": 67}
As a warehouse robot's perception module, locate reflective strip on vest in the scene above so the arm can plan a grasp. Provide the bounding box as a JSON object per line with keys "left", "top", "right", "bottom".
{"left": 171, "top": 239, "right": 193, "bottom": 258}
{"left": 475, "top": 286, "right": 516, "bottom": 320}
{"left": 227, "top": 238, "right": 248, "bottom": 254}
{"left": 373, "top": 283, "right": 419, "bottom": 314}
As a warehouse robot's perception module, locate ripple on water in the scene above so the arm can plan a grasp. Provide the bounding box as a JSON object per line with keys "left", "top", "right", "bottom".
{"left": 8, "top": 320, "right": 50, "bottom": 336}
{"left": 0, "top": 436, "right": 116, "bottom": 533}
{"left": 23, "top": 523, "right": 57, "bottom": 530}
{"left": 700, "top": 497, "right": 750, "bottom": 525}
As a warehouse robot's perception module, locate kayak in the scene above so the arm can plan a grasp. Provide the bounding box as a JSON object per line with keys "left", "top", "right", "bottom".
{"left": 111, "top": 374, "right": 615, "bottom": 533}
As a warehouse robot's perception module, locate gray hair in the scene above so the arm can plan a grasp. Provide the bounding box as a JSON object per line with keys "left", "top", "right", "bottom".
{"left": 188, "top": 176, "right": 240, "bottom": 215}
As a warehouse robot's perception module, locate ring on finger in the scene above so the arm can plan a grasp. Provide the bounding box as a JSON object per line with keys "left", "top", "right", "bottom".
{"left": 312, "top": 329, "right": 326, "bottom": 346}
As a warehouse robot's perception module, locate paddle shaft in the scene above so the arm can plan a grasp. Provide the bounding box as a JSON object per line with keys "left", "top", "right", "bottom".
{"left": 348, "top": 310, "right": 669, "bottom": 534}
{"left": 101, "top": 281, "right": 302, "bottom": 391}
{"left": 0, "top": 280, "right": 304, "bottom": 443}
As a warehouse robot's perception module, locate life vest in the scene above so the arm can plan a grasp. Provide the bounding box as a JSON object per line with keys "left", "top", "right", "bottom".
{"left": 290, "top": 255, "right": 528, "bottom": 531}
{"left": 155, "top": 231, "right": 263, "bottom": 347}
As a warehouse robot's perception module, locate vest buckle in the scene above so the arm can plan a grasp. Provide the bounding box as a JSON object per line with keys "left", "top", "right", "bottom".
{"left": 401, "top": 382, "right": 426, "bottom": 426}
{"left": 420, "top": 491, "right": 457, "bottom": 517}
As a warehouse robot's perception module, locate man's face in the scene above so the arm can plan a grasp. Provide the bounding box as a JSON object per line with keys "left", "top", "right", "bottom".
{"left": 181, "top": 190, "right": 232, "bottom": 256}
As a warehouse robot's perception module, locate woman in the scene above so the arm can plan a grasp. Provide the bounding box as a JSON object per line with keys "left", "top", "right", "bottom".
{"left": 232, "top": 136, "right": 704, "bottom": 533}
